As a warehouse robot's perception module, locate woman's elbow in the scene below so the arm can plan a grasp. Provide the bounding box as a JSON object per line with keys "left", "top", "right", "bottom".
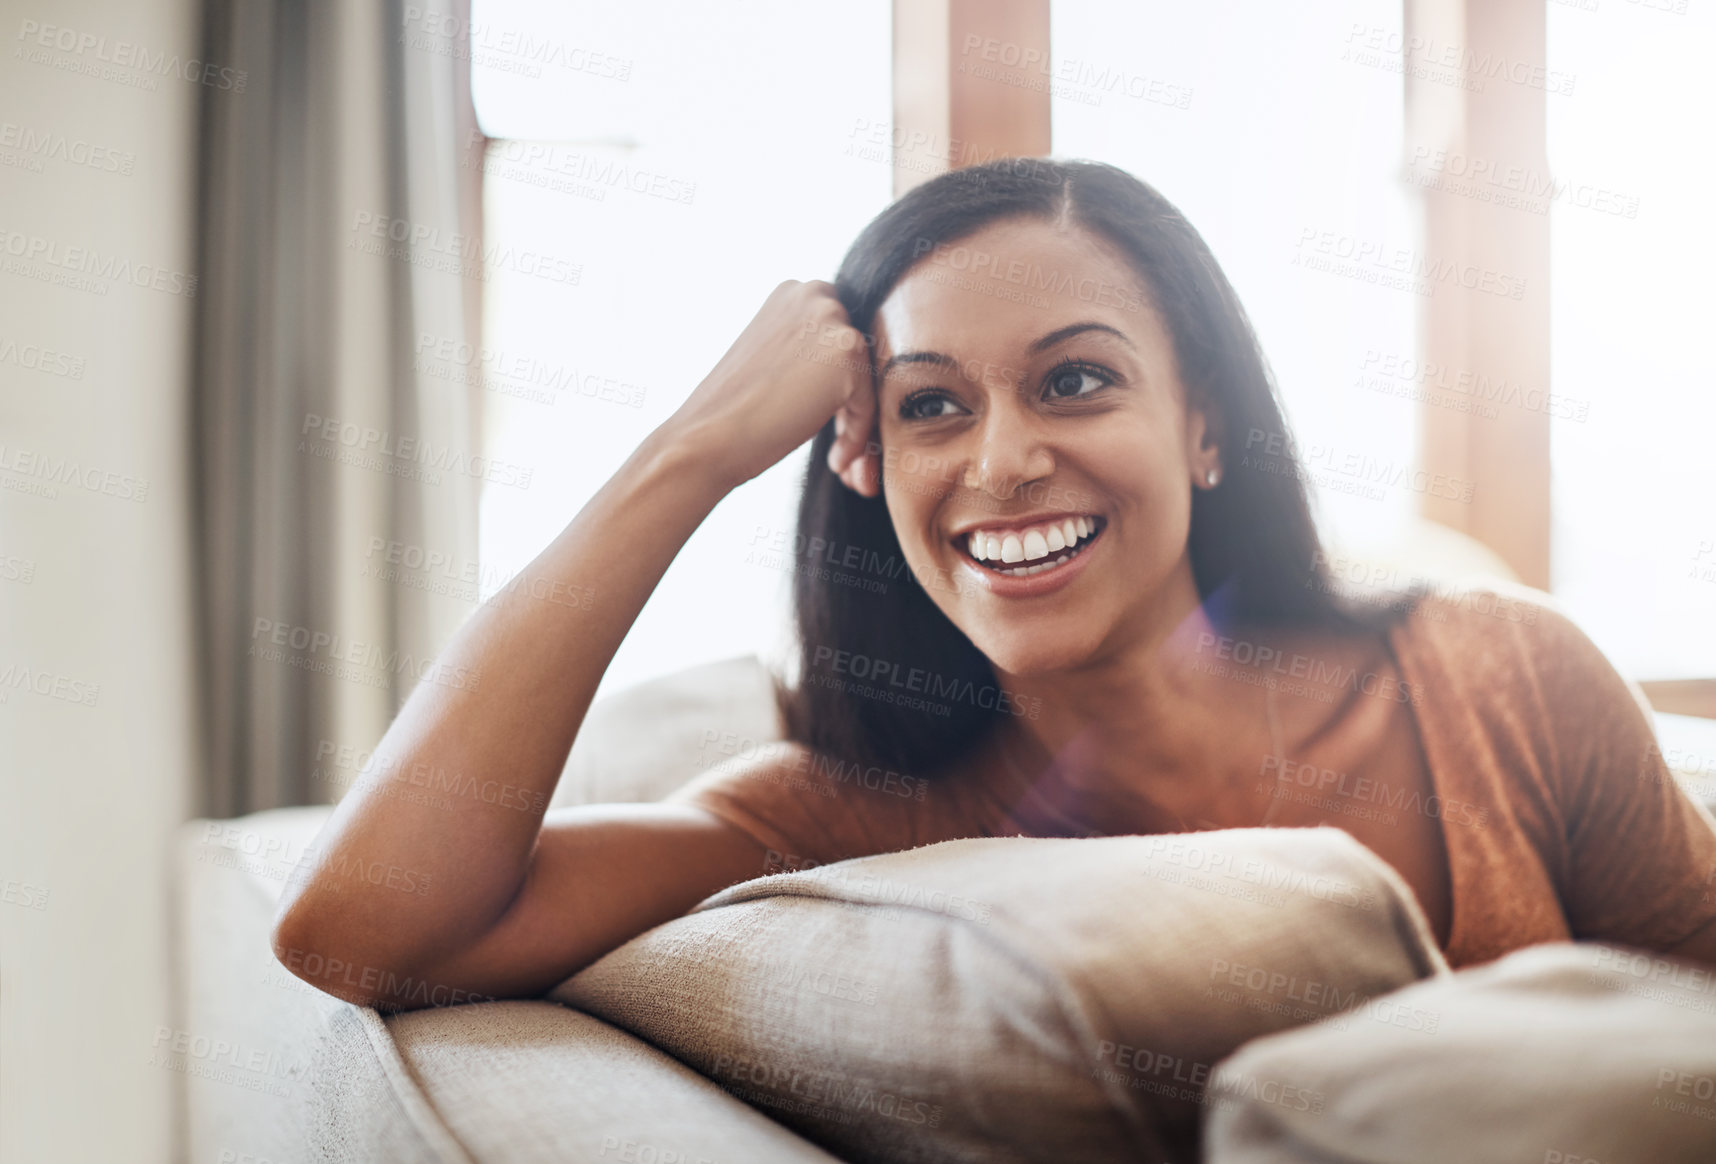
{"left": 269, "top": 892, "right": 398, "bottom": 1008}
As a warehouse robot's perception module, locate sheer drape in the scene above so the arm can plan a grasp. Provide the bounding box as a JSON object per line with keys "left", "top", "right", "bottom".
{"left": 191, "top": 0, "right": 483, "bottom": 816}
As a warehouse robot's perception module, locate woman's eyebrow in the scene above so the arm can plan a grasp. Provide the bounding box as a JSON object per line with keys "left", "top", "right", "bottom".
{"left": 878, "top": 321, "right": 1135, "bottom": 386}
{"left": 1028, "top": 321, "right": 1135, "bottom": 353}
{"left": 877, "top": 350, "right": 958, "bottom": 385}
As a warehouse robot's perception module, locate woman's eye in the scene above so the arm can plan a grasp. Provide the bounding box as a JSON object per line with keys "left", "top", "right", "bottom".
{"left": 900, "top": 391, "right": 962, "bottom": 420}
{"left": 1045, "top": 365, "right": 1109, "bottom": 399}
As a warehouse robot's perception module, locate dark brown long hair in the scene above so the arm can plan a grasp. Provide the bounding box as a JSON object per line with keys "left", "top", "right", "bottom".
{"left": 776, "top": 158, "right": 1409, "bottom": 777}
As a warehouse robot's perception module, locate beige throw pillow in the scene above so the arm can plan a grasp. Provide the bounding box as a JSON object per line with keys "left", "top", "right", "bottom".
{"left": 1205, "top": 940, "right": 1716, "bottom": 1163}
{"left": 553, "top": 826, "right": 1447, "bottom": 1163}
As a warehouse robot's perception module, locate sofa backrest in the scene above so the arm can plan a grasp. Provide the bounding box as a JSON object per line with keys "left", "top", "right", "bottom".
{"left": 553, "top": 654, "right": 784, "bottom": 809}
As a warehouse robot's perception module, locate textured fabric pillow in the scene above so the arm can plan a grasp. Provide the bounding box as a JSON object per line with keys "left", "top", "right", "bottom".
{"left": 1204, "top": 940, "right": 1716, "bottom": 1164}
{"left": 552, "top": 826, "right": 1447, "bottom": 1164}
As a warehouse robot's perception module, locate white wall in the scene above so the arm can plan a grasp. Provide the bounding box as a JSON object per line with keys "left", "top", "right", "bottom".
{"left": 0, "top": 0, "right": 201, "bottom": 1160}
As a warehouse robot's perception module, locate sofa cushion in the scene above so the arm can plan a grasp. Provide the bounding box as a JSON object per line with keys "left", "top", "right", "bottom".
{"left": 553, "top": 826, "right": 1448, "bottom": 1164}
{"left": 555, "top": 654, "right": 783, "bottom": 808}
{"left": 1203, "top": 941, "right": 1716, "bottom": 1164}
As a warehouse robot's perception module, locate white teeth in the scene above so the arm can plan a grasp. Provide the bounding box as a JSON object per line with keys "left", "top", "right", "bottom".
{"left": 997, "top": 551, "right": 1075, "bottom": 577}
{"left": 960, "top": 516, "right": 1102, "bottom": 569}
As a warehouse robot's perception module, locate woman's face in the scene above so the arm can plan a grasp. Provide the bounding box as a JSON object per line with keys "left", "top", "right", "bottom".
{"left": 866, "top": 216, "right": 1222, "bottom": 677}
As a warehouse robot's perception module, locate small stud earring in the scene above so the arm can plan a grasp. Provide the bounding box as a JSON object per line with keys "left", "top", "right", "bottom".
{"left": 1205, "top": 468, "right": 1219, "bottom": 487}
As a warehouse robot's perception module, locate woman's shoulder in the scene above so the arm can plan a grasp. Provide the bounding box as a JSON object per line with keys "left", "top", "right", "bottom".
{"left": 1391, "top": 580, "right": 1630, "bottom": 691}
{"left": 1388, "top": 580, "right": 1656, "bottom": 767}
{"left": 666, "top": 738, "right": 973, "bottom": 867}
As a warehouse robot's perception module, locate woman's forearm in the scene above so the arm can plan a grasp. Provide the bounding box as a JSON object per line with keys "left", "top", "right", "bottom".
{"left": 272, "top": 418, "right": 735, "bottom": 973}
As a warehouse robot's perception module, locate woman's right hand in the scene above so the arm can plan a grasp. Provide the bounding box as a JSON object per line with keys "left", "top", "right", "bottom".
{"left": 665, "top": 279, "right": 880, "bottom": 496}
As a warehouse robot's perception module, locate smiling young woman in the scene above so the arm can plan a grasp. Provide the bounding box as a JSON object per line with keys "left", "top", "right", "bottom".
{"left": 272, "top": 159, "right": 1716, "bottom": 1011}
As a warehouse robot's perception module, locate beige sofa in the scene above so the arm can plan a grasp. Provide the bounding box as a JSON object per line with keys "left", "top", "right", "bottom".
{"left": 172, "top": 652, "right": 1716, "bottom": 1163}
{"left": 173, "top": 655, "right": 836, "bottom": 1163}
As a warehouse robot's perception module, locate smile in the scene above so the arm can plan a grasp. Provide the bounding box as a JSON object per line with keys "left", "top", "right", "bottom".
{"left": 955, "top": 514, "right": 1107, "bottom": 578}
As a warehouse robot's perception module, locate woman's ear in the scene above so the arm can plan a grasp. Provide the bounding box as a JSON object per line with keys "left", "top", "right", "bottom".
{"left": 1187, "top": 396, "right": 1224, "bottom": 489}
{"left": 836, "top": 420, "right": 882, "bottom": 497}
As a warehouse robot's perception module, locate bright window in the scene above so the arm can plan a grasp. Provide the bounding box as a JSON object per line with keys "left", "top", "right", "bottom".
{"left": 1546, "top": 2, "right": 1716, "bottom": 679}
{"left": 468, "top": 0, "right": 892, "bottom": 697}
{"left": 1050, "top": 0, "right": 1419, "bottom": 558}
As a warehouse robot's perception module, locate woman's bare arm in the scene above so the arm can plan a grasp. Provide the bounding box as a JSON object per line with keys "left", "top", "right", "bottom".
{"left": 270, "top": 280, "right": 876, "bottom": 1009}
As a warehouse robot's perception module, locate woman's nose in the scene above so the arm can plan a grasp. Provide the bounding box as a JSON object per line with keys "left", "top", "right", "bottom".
{"left": 960, "top": 400, "right": 1056, "bottom": 500}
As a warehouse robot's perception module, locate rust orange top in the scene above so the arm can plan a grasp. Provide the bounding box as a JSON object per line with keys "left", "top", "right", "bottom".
{"left": 669, "top": 591, "right": 1716, "bottom": 969}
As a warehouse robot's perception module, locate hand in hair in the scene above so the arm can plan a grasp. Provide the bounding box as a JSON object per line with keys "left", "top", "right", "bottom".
{"left": 666, "top": 279, "right": 878, "bottom": 494}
